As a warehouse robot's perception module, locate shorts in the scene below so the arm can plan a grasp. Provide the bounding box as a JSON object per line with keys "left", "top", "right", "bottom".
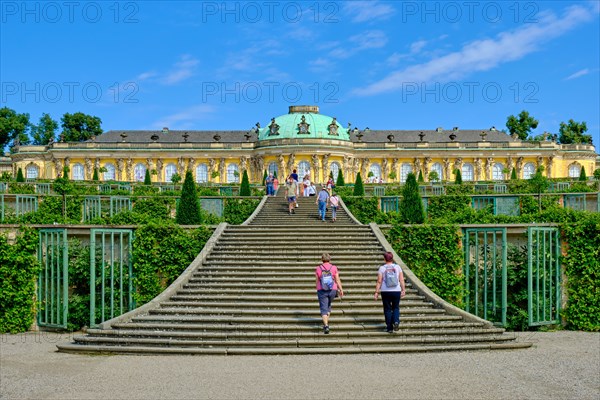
{"left": 317, "top": 289, "right": 337, "bottom": 316}
{"left": 287, "top": 196, "right": 296, "bottom": 203}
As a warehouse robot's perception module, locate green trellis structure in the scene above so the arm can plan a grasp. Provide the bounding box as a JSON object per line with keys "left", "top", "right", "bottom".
{"left": 528, "top": 227, "right": 561, "bottom": 326}
{"left": 463, "top": 227, "right": 507, "bottom": 326}
{"left": 89, "top": 229, "right": 135, "bottom": 327}
{"left": 37, "top": 228, "right": 69, "bottom": 329}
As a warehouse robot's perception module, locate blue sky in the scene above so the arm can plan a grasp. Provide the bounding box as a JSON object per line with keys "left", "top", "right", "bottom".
{"left": 1, "top": 1, "right": 599, "bottom": 146}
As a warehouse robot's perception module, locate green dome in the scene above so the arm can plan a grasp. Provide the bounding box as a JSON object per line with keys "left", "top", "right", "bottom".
{"left": 258, "top": 106, "right": 350, "bottom": 141}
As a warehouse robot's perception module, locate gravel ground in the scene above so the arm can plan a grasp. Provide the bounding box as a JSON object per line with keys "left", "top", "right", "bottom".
{"left": 1, "top": 331, "right": 598, "bottom": 400}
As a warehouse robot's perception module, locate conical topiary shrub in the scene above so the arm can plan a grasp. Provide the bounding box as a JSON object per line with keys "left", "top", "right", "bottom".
{"left": 176, "top": 170, "right": 201, "bottom": 225}
{"left": 92, "top": 168, "right": 99, "bottom": 181}
{"left": 400, "top": 172, "right": 424, "bottom": 224}
{"left": 454, "top": 168, "right": 462, "bottom": 185}
{"left": 353, "top": 172, "right": 364, "bottom": 196}
{"left": 511, "top": 168, "right": 517, "bottom": 180}
{"left": 240, "top": 170, "right": 251, "bottom": 196}
{"left": 579, "top": 166, "right": 587, "bottom": 181}
{"left": 262, "top": 170, "right": 267, "bottom": 185}
{"left": 144, "top": 169, "right": 151, "bottom": 185}
{"left": 336, "top": 171, "right": 345, "bottom": 187}
{"left": 417, "top": 170, "right": 424, "bottom": 183}
{"left": 16, "top": 167, "right": 24, "bottom": 182}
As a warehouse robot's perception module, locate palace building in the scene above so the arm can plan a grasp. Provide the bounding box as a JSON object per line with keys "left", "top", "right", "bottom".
{"left": 9, "top": 106, "right": 598, "bottom": 184}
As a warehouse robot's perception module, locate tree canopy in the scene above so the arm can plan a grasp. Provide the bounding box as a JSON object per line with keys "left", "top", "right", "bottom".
{"left": 506, "top": 110, "right": 538, "bottom": 140}
{"left": 0, "top": 107, "right": 30, "bottom": 151}
{"left": 558, "top": 119, "right": 592, "bottom": 145}
{"left": 60, "top": 112, "right": 103, "bottom": 142}
{"left": 32, "top": 113, "right": 58, "bottom": 145}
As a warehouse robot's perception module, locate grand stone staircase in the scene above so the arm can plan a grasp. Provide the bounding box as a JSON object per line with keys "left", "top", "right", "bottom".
{"left": 58, "top": 192, "right": 531, "bottom": 355}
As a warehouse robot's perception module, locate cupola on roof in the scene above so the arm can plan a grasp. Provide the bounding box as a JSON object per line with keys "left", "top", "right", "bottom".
{"left": 257, "top": 106, "right": 350, "bottom": 141}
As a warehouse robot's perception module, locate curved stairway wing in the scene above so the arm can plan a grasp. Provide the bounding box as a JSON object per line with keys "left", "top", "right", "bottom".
{"left": 58, "top": 192, "right": 531, "bottom": 355}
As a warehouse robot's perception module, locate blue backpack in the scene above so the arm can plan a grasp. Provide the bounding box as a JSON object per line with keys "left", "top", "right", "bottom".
{"left": 384, "top": 265, "right": 399, "bottom": 287}
{"left": 320, "top": 265, "right": 335, "bottom": 290}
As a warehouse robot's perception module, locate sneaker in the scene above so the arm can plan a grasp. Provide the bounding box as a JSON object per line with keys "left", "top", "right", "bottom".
{"left": 386, "top": 329, "right": 393, "bottom": 334}
{"left": 393, "top": 322, "right": 400, "bottom": 331}
{"left": 323, "top": 325, "right": 330, "bottom": 334}
{"left": 296, "top": 204, "right": 299, "bottom": 208}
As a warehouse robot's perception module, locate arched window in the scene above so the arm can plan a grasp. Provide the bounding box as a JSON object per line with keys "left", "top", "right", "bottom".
{"left": 400, "top": 163, "right": 412, "bottom": 183}
{"left": 25, "top": 164, "right": 39, "bottom": 180}
{"left": 492, "top": 163, "right": 504, "bottom": 181}
{"left": 134, "top": 163, "right": 146, "bottom": 182}
{"left": 165, "top": 163, "right": 177, "bottom": 183}
{"left": 430, "top": 162, "right": 443, "bottom": 182}
{"left": 462, "top": 163, "right": 474, "bottom": 181}
{"left": 227, "top": 164, "right": 239, "bottom": 183}
{"left": 103, "top": 163, "right": 116, "bottom": 181}
{"left": 196, "top": 163, "right": 208, "bottom": 183}
{"left": 72, "top": 163, "right": 84, "bottom": 181}
{"left": 267, "top": 162, "right": 278, "bottom": 177}
{"left": 297, "top": 161, "right": 310, "bottom": 180}
{"left": 522, "top": 163, "right": 536, "bottom": 179}
{"left": 368, "top": 163, "right": 381, "bottom": 182}
{"left": 330, "top": 162, "right": 340, "bottom": 180}
{"left": 568, "top": 164, "right": 580, "bottom": 178}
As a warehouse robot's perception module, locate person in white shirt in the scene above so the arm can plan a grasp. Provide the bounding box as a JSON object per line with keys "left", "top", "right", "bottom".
{"left": 374, "top": 252, "right": 406, "bottom": 333}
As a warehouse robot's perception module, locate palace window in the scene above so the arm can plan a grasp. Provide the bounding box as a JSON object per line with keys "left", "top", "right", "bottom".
{"left": 568, "top": 164, "right": 580, "bottom": 178}
{"left": 268, "top": 162, "right": 278, "bottom": 177}
{"left": 26, "top": 164, "right": 39, "bottom": 180}
{"left": 227, "top": 164, "right": 239, "bottom": 183}
{"left": 330, "top": 162, "right": 340, "bottom": 180}
{"left": 196, "top": 164, "right": 208, "bottom": 183}
{"left": 103, "top": 163, "right": 116, "bottom": 181}
{"left": 134, "top": 163, "right": 146, "bottom": 182}
{"left": 462, "top": 163, "right": 474, "bottom": 181}
{"left": 165, "top": 163, "right": 177, "bottom": 183}
{"left": 492, "top": 163, "right": 504, "bottom": 181}
{"left": 400, "top": 163, "right": 412, "bottom": 183}
{"left": 430, "top": 162, "right": 443, "bottom": 181}
{"left": 369, "top": 163, "right": 381, "bottom": 182}
{"left": 522, "top": 163, "right": 536, "bottom": 179}
{"left": 72, "top": 163, "right": 84, "bottom": 181}
{"left": 298, "top": 161, "right": 310, "bottom": 179}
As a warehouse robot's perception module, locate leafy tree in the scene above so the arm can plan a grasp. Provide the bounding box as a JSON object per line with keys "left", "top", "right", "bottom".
{"left": 240, "top": 170, "right": 251, "bottom": 196}
{"left": 579, "top": 166, "right": 587, "bottom": 181}
{"left": 353, "top": 172, "right": 364, "bottom": 196}
{"left": 176, "top": 171, "right": 201, "bottom": 225}
{"left": 54, "top": 171, "right": 73, "bottom": 219}
{"left": 32, "top": 113, "right": 58, "bottom": 145}
{"left": 529, "top": 166, "right": 549, "bottom": 213}
{"left": 400, "top": 173, "right": 424, "bottom": 224}
{"left": 453, "top": 169, "right": 462, "bottom": 185}
{"left": 388, "top": 171, "right": 397, "bottom": 181}
{"left": 417, "top": 170, "right": 424, "bottom": 183}
{"left": 0, "top": 107, "right": 31, "bottom": 151}
{"left": 16, "top": 168, "right": 25, "bottom": 182}
{"left": 336, "top": 171, "right": 345, "bottom": 187}
{"left": 60, "top": 112, "right": 102, "bottom": 142}
{"left": 171, "top": 173, "right": 182, "bottom": 184}
{"left": 428, "top": 170, "right": 439, "bottom": 183}
{"left": 558, "top": 119, "right": 592, "bottom": 144}
{"left": 594, "top": 168, "right": 600, "bottom": 180}
{"left": 144, "top": 169, "right": 151, "bottom": 185}
{"left": 92, "top": 168, "right": 99, "bottom": 181}
{"left": 506, "top": 110, "right": 538, "bottom": 140}
{"left": 511, "top": 168, "right": 517, "bottom": 180}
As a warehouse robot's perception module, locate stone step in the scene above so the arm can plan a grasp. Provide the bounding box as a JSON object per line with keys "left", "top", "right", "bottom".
{"left": 191, "top": 271, "right": 409, "bottom": 278}
{"left": 169, "top": 294, "right": 425, "bottom": 302}
{"left": 187, "top": 276, "right": 398, "bottom": 283}
{"left": 148, "top": 307, "right": 444, "bottom": 317}
{"left": 57, "top": 341, "right": 532, "bottom": 355}
{"left": 178, "top": 287, "right": 419, "bottom": 295}
{"left": 110, "top": 320, "right": 487, "bottom": 332}
{"left": 160, "top": 300, "right": 433, "bottom": 309}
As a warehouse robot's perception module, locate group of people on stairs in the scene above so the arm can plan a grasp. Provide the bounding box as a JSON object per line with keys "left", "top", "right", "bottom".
{"left": 316, "top": 252, "right": 406, "bottom": 335}
{"left": 283, "top": 169, "right": 340, "bottom": 221}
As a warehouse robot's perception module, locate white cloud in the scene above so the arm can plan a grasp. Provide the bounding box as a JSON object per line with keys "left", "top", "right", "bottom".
{"left": 350, "top": 30, "right": 388, "bottom": 50}
{"left": 163, "top": 54, "right": 199, "bottom": 85}
{"left": 153, "top": 105, "right": 216, "bottom": 129}
{"left": 136, "top": 72, "right": 157, "bottom": 81}
{"left": 565, "top": 68, "right": 590, "bottom": 80}
{"left": 410, "top": 40, "right": 427, "bottom": 54}
{"left": 343, "top": 1, "right": 395, "bottom": 23}
{"left": 309, "top": 30, "right": 388, "bottom": 65}
{"left": 353, "top": 4, "right": 597, "bottom": 96}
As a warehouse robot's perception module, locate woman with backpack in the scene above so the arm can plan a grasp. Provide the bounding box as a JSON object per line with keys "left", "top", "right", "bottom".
{"left": 315, "top": 253, "right": 344, "bottom": 334}
{"left": 374, "top": 252, "right": 406, "bottom": 333}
